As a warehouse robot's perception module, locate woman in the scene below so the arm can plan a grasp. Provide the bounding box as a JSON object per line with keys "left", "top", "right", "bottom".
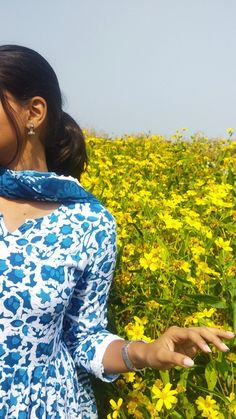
{"left": 0, "top": 45, "right": 234, "bottom": 418}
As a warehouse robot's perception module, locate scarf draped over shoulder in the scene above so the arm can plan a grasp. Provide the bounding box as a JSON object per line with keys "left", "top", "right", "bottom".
{"left": 0, "top": 168, "right": 98, "bottom": 204}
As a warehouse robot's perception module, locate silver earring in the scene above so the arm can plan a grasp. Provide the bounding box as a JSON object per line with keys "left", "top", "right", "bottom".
{"left": 27, "top": 124, "right": 35, "bottom": 136}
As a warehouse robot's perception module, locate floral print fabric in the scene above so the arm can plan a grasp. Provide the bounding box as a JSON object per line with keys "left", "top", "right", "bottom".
{"left": 0, "top": 170, "right": 122, "bottom": 418}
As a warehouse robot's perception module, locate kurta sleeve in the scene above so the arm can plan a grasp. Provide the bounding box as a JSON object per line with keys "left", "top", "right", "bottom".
{"left": 62, "top": 207, "right": 124, "bottom": 382}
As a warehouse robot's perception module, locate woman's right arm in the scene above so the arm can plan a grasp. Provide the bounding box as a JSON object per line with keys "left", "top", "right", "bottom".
{"left": 102, "top": 326, "right": 235, "bottom": 373}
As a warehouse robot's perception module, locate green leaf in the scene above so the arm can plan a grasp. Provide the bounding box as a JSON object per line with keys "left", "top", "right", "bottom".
{"left": 170, "top": 411, "right": 184, "bottom": 419}
{"left": 159, "top": 370, "right": 170, "bottom": 385}
{"left": 185, "top": 404, "right": 197, "bottom": 419}
{"left": 186, "top": 294, "right": 227, "bottom": 308}
{"left": 205, "top": 361, "right": 218, "bottom": 391}
{"left": 178, "top": 369, "right": 190, "bottom": 388}
{"left": 175, "top": 275, "right": 195, "bottom": 287}
{"left": 216, "top": 356, "right": 230, "bottom": 378}
{"left": 131, "top": 222, "right": 144, "bottom": 237}
{"left": 157, "top": 299, "right": 174, "bottom": 305}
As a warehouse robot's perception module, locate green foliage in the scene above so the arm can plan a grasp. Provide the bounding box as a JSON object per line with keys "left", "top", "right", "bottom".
{"left": 81, "top": 131, "right": 236, "bottom": 418}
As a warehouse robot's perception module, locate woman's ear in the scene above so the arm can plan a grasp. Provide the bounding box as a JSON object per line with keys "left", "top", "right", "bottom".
{"left": 26, "top": 96, "right": 47, "bottom": 131}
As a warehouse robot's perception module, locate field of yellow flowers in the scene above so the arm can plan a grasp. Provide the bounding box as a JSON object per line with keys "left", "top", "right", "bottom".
{"left": 80, "top": 129, "right": 236, "bottom": 419}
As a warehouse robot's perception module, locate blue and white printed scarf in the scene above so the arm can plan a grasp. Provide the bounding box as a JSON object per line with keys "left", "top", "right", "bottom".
{"left": 0, "top": 168, "right": 98, "bottom": 203}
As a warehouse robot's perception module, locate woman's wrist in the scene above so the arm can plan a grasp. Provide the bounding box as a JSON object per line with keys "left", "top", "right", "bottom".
{"left": 125, "top": 340, "right": 149, "bottom": 370}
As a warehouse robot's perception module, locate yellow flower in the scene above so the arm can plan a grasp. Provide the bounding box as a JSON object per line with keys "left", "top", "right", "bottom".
{"left": 195, "top": 197, "right": 207, "bottom": 206}
{"left": 196, "top": 261, "right": 219, "bottom": 277}
{"left": 229, "top": 403, "right": 236, "bottom": 415}
{"left": 226, "top": 353, "right": 236, "bottom": 363}
{"left": 153, "top": 379, "right": 163, "bottom": 389}
{"left": 151, "top": 382, "right": 178, "bottom": 412}
{"left": 204, "top": 410, "right": 220, "bottom": 418}
{"left": 184, "top": 308, "right": 216, "bottom": 326}
{"left": 186, "top": 189, "right": 197, "bottom": 196}
{"left": 124, "top": 316, "right": 151, "bottom": 341}
{"left": 199, "top": 308, "right": 216, "bottom": 318}
{"left": 146, "top": 300, "right": 161, "bottom": 310}
{"left": 164, "top": 193, "right": 184, "bottom": 209}
{"left": 205, "top": 184, "right": 233, "bottom": 208}
{"left": 185, "top": 215, "right": 202, "bottom": 231}
{"left": 159, "top": 213, "right": 182, "bottom": 230}
{"left": 226, "top": 127, "right": 234, "bottom": 136}
{"left": 140, "top": 252, "right": 159, "bottom": 272}
{"left": 107, "top": 398, "right": 123, "bottom": 419}
{"left": 186, "top": 275, "right": 196, "bottom": 285}
{"left": 127, "top": 399, "right": 139, "bottom": 416}
{"left": 176, "top": 384, "right": 186, "bottom": 393}
{"left": 122, "top": 371, "right": 136, "bottom": 383}
{"left": 179, "top": 260, "right": 191, "bottom": 273}
{"left": 226, "top": 392, "right": 235, "bottom": 402}
{"left": 191, "top": 244, "right": 206, "bottom": 258}
{"left": 146, "top": 402, "right": 161, "bottom": 418}
{"left": 139, "top": 247, "right": 168, "bottom": 272}
{"left": 196, "top": 395, "right": 219, "bottom": 417}
{"left": 201, "top": 226, "right": 213, "bottom": 239}
{"left": 215, "top": 237, "right": 233, "bottom": 252}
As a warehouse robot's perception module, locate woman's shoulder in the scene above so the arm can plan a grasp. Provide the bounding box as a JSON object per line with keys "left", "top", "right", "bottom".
{"left": 59, "top": 199, "right": 116, "bottom": 229}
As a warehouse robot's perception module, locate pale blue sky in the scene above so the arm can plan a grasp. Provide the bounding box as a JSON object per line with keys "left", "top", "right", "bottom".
{"left": 1, "top": 0, "right": 236, "bottom": 138}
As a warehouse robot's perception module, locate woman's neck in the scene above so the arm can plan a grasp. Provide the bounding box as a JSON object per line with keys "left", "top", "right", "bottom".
{"left": 8, "top": 138, "right": 49, "bottom": 172}
{"left": 10, "top": 159, "right": 48, "bottom": 172}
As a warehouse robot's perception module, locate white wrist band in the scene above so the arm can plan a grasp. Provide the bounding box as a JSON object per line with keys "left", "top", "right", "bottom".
{"left": 121, "top": 340, "right": 147, "bottom": 371}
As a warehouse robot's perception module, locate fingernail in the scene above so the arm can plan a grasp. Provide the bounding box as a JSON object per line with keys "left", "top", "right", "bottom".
{"left": 183, "top": 358, "right": 194, "bottom": 367}
{"left": 226, "top": 331, "right": 235, "bottom": 337}
{"left": 221, "top": 343, "right": 230, "bottom": 351}
{"left": 203, "top": 344, "right": 212, "bottom": 353}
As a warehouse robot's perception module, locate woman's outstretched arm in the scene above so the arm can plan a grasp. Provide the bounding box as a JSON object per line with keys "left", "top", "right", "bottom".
{"left": 102, "top": 326, "right": 235, "bottom": 373}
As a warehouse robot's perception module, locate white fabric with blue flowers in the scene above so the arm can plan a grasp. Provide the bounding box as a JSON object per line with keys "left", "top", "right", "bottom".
{"left": 0, "top": 169, "right": 122, "bottom": 418}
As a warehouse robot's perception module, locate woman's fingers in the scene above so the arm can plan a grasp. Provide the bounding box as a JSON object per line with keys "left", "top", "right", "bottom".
{"left": 172, "top": 327, "right": 213, "bottom": 353}
{"left": 188, "top": 327, "right": 233, "bottom": 352}
{"left": 156, "top": 347, "right": 194, "bottom": 369}
{"left": 200, "top": 327, "right": 235, "bottom": 340}
{"left": 166, "top": 326, "right": 234, "bottom": 353}
{"left": 147, "top": 326, "right": 235, "bottom": 371}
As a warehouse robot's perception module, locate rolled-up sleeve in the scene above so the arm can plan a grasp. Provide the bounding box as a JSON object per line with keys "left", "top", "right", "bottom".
{"left": 62, "top": 209, "right": 123, "bottom": 382}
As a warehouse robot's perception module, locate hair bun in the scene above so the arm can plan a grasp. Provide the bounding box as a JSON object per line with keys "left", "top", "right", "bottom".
{"left": 45, "top": 111, "right": 88, "bottom": 178}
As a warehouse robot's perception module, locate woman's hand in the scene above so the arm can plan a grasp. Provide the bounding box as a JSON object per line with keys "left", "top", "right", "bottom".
{"left": 129, "top": 326, "right": 235, "bottom": 370}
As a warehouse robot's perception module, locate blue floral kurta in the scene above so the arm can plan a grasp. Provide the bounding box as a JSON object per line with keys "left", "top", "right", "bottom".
{"left": 0, "top": 170, "right": 122, "bottom": 418}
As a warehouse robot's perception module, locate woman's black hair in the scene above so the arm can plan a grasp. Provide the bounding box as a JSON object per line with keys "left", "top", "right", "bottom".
{"left": 0, "top": 44, "right": 88, "bottom": 178}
